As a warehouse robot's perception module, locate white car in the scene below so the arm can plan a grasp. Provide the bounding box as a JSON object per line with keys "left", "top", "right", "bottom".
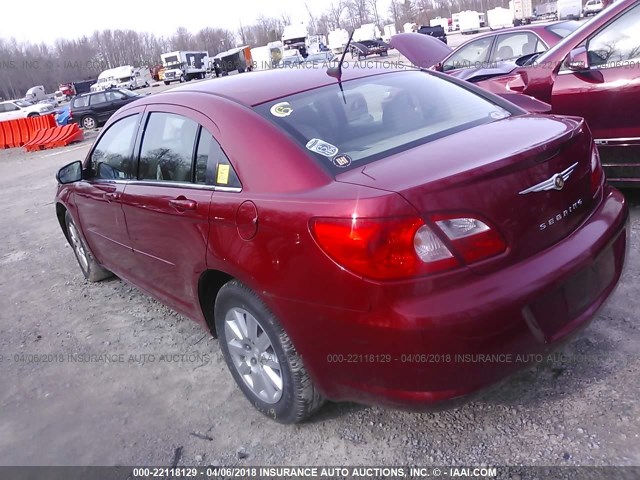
{"left": 583, "top": 0, "right": 604, "bottom": 15}
{"left": 0, "top": 99, "right": 55, "bottom": 122}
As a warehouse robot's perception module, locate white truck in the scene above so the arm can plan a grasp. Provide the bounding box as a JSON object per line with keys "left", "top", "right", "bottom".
{"left": 250, "top": 46, "right": 272, "bottom": 71}
{"left": 488, "top": 7, "right": 515, "bottom": 29}
{"left": 353, "top": 23, "right": 382, "bottom": 42}
{"left": 459, "top": 11, "right": 481, "bottom": 34}
{"left": 24, "top": 85, "right": 46, "bottom": 103}
{"left": 282, "top": 24, "right": 308, "bottom": 56}
{"left": 557, "top": 0, "right": 582, "bottom": 19}
{"left": 512, "top": 0, "right": 534, "bottom": 25}
{"left": 429, "top": 17, "right": 449, "bottom": 30}
{"left": 328, "top": 29, "right": 350, "bottom": 55}
{"left": 383, "top": 24, "right": 397, "bottom": 42}
{"left": 160, "top": 51, "right": 210, "bottom": 85}
{"left": 91, "top": 66, "right": 151, "bottom": 92}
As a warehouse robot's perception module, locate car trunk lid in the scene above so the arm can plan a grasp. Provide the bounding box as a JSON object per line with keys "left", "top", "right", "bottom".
{"left": 335, "top": 114, "right": 596, "bottom": 270}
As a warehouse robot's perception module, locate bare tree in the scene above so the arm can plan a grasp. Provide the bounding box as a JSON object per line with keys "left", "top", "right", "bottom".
{"left": 328, "top": 1, "right": 345, "bottom": 29}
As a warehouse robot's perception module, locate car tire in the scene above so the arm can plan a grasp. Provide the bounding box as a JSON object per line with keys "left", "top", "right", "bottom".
{"left": 81, "top": 116, "right": 97, "bottom": 129}
{"left": 65, "top": 211, "right": 112, "bottom": 282}
{"left": 180, "top": 75, "right": 186, "bottom": 83}
{"left": 215, "top": 280, "right": 325, "bottom": 424}
{"left": 164, "top": 81, "right": 170, "bottom": 85}
{"left": 27, "top": 113, "right": 40, "bottom": 117}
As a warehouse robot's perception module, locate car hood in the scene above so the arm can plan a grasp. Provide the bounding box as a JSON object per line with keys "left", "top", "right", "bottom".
{"left": 390, "top": 33, "right": 452, "bottom": 68}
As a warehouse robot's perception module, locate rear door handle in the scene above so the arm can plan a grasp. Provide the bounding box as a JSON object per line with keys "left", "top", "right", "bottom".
{"left": 169, "top": 198, "right": 197, "bottom": 211}
{"left": 103, "top": 191, "right": 121, "bottom": 202}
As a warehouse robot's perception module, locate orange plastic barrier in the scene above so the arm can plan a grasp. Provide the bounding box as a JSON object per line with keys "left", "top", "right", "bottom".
{"left": 23, "top": 124, "right": 84, "bottom": 152}
{"left": 0, "top": 114, "right": 58, "bottom": 149}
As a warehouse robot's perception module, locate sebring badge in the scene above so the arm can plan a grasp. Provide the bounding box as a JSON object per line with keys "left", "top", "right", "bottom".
{"left": 519, "top": 162, "right": 578, "bottom": 195}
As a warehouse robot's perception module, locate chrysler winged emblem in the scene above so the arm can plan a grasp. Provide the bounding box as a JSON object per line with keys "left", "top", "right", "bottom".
{"left": 519, "top": 162, "right": 578, "bottom": 195}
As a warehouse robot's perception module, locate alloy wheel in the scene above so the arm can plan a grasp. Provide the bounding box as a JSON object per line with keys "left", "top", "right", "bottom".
{"left": 224, "top": 307, "right": 283, "bottom": 404}
{"left": 68, "top": 223, "right": 89, "bottom": 271}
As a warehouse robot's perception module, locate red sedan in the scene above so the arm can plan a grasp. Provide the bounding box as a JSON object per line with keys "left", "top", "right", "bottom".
{"left": 55, "top": 66, "right": 629, "bottom": 423}
{"left": 438, "top": 21, "right": 580, "bottom": 75}
{"left": 394, "top": 0, "right": 640, "bottom": 185}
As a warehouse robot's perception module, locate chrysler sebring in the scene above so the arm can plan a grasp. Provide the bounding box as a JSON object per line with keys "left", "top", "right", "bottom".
{"left": 55, "top": 66, "right": 628, "bottom": 423}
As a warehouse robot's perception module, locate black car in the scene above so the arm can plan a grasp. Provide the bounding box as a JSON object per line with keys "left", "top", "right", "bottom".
{"left": 69, "top": 89, "right": 141, "bottom": 129}
{"left": 417, "top": 25, "right": 448, "bottom": 45}
{"left": 350, "top": 40, "right": 390, "bottom": 60}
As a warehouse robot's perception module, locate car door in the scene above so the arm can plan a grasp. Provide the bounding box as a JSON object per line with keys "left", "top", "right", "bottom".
{"left": 105, "top": 90, "right": 131, "bottom": 112}
{"left": 119, "top": 107, "right": 216, "bottom": 315}
{"left": 551, "top": 2, "right": 640, "bottom": 183}
{"left": 88, "top": 92, "right": 111, "bottom": 122}
{"left": 73, "top": 111, "right": 143, "bottom": 275}
{"left": 1, "top": 102, "right": 24, "bottom": 120}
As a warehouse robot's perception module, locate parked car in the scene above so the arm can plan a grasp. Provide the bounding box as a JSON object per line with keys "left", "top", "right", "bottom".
{"left": 417, "top": 25, "right": 448, "bottom": 45}
{"left": 303, "top": 51, "right": 336, "bottom": 64}
{"left": 0, "top": 99, "right": 55, "bottom": 122}
{"left": 584, "top": 0, "right": 604, "bottom": 15}
{"left": 431, "top": 21, "right": 580, "bottom": 74}
{"left": 393, "top": 0, "right": 640, "bottom": 185}
{"left": 350, "top": 39, "right": 390, "bottom": 60}
{"left": 69, "top": 89, "right": 142, "bottom": 129}
{"left": 55, "top": 66, "right": 628, "bottom": 423}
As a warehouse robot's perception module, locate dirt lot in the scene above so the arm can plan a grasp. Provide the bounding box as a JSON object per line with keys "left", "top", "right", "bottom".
{"left": 0, "top": 136, "right": 639, "bottom": 468}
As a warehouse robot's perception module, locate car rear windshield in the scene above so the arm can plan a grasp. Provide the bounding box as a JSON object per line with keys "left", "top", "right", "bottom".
{"left": 254, "top": 71, "right": 512, "bottom": 173}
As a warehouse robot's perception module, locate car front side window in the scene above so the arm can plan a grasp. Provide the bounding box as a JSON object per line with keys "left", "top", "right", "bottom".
{"left": 443, "top": 37, "right": 493, "bottom": 71}
{"left": 89, "top": 115, "right": 139, "bottom": 180}
{"left": 493, "top": 33, "right": 545, "bottom": 61}
{"left": 588, "top": 3, "right": 640, "bottom": 67}
{"left": 138, "top": 112, "right": 199, "bottom": 183}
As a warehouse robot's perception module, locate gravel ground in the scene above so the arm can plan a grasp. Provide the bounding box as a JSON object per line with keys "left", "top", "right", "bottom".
{"left": 0, "top": 138, "right": 638, "bottom": 468}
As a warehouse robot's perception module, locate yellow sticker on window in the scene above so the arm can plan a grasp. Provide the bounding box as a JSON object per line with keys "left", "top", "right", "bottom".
{"left": 217, "top": 164, "right": 230, "bottom": 185}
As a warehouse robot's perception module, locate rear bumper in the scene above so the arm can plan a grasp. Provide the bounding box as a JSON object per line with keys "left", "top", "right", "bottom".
{"left": 277, "top": 186, "right": 629, "bottom": 409}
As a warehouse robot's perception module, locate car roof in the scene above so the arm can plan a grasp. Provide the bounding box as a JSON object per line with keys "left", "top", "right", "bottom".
{"left": 157, "top": 66, "right": 400, "bottom": 107}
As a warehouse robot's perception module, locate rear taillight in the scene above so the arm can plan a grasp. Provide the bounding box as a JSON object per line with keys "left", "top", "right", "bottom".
{"left": 310, "top": 213, "right": 506, "bottom": 281}
{"left": 590, "top": 145, "right": 604, "bottom": 194}
{"left": 433, "top": 215, "right": 507, "bottom": 263}
{"left": 310, "top": 217, "right": 458, "bottom": 280}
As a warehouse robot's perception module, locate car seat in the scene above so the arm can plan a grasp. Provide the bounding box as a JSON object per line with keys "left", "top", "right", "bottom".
{"left": 495, "top": 45, "right": 514, "bottom": 60}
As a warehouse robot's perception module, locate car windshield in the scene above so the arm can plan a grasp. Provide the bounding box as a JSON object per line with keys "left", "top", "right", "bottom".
{"left": 15, "top": 100, "right": 32, "bottom": 107}
{"left": 546, "top": 20, "right": 582, "bottom": 38}
{"left": 255, "top": 71, "right": 513, "bottom": 174}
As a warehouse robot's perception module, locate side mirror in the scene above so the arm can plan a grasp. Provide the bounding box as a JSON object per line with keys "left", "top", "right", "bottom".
{"left": 56, "top": 160, "right": 83, "bottom": 184}
{"left": 434, "top": 62, "right": 444, "bottom": 72}
{"left": 566, "top": 46, "right": 589, "bottom": 71}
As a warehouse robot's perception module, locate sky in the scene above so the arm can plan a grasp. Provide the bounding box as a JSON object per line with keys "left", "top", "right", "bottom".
{"left": 0, "top": 0, "right": 380, "bottom": 45}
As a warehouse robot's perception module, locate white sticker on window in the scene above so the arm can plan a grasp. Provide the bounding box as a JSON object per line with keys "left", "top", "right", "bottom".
{"left": 270, "top": 102, "right": 293, "bottom": 117}
{"left": 306, "top": 138, "right": 339, "bottom": 158}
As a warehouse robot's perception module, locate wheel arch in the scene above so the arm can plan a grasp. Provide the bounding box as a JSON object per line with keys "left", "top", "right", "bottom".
{"left": 56, "top": 202, "right": 70, "bottom": 243}
{"left": 198, "top": 269, "right": 234, "bottom": 337}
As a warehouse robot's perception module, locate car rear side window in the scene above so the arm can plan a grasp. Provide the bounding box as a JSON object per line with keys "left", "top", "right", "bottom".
{"left": 72, "top": 96, "right": 89, "bottom": 108}
{"left": 90, "top": 93, "right": 107, "bottom": 106}
{"left": 90, "top": 114, "right": 139, "bottom": 180}
{"left": 194, "top": 129, "right": 241, "bottom": 188}
{"left": 255, "top": 71, "right": 512, "bottom": 174}
{"left": 138, "top": 112, "right": 199, "bottom": 183}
